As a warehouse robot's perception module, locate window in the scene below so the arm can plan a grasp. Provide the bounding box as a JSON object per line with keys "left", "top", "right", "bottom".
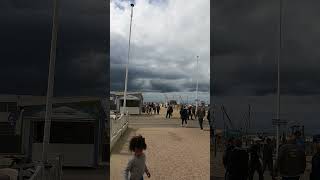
{"left": 0, "top": 102, "right": 17, "bottom": 112}
{"left": 120, "top": 100, "right": 140, "bottom": 107}
{"left": 0, "top": 103, "right": 7, "bottom": 112}
{"left": 7, "top": 102, "right": 17, "bottom": 112}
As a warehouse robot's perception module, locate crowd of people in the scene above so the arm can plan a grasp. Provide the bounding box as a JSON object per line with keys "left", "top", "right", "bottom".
{"left": 178, "top": 104, "right": 210, "bottom": 130}
{"left": 143, "top": 102, "right": 212, "bottom": 130}
{"left": 143, "top": 102, "right": 161, "bottom": 115}
{"left": 222, "top": 131, "right": 320, "bottom": 180}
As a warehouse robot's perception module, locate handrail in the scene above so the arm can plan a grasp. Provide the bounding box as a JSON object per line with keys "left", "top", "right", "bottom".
{"left": 110, "top": 112, "right": 129, "bottom": 150}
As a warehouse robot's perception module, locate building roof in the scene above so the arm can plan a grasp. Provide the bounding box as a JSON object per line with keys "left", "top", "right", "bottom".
{"left": 0, "top": 95, "right": 105, "bottom": 106}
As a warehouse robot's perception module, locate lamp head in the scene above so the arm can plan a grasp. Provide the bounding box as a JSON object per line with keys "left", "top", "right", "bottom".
{"left": 131, "top": 3, "right": 134, "bottom": 7}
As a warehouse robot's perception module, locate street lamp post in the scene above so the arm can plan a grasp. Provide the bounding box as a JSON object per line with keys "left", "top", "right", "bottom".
{"left": 123, "top": 3, "right": 134, "bottom": 115}
{"left": 195, "top": 56, "right": 199, "bottom": 114}
{"left": 42, "top": 0, "right": 59, "bottom": 163}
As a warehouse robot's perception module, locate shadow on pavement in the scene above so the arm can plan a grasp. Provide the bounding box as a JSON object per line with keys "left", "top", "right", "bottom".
{"left": 111, "top": 127, "right": 139, "bottom": 155}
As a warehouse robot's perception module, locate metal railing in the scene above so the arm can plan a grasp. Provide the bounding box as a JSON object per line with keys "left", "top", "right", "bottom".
{"left": 28, "top": 165, "right": 43, "bottom": 180}
{"left": 28, "top": 154, "right": 63, "bottom": 180}
{"left": 110, "top": 112, "right": 129, "bottom": 150}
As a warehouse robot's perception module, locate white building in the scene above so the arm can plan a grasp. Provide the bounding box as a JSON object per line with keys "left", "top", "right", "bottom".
{"left": 0, "top": 95, "right": 108, "bottom": 167}
{"left": 110, "top": 92, "right": 143, "bottom": 115}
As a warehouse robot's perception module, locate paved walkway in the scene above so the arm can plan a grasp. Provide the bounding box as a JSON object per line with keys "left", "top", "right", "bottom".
{"left": 110, "top": 112, "right": 210, "bottom": 180}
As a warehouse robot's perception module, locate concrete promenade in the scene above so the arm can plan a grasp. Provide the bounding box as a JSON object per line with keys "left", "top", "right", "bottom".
{"left": 110, "top": 110, "right": 210, "bottom": 180}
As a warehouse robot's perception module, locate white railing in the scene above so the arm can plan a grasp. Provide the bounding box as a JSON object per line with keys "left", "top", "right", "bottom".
{"left": 110, "top": 112, "right": 129, "bottom": 150}
{"left": 28, "top": 154, "right": 63, "bottom": 180}
{"left": 28, "top": 165, "right": 43, "bottom": 180}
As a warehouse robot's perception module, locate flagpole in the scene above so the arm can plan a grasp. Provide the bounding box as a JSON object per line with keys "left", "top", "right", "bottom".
{"left": 42, "top": 0, "right": 59, "bottom": 163}
{"left": 123, "top": 3, "right": 134, "bottom": 115}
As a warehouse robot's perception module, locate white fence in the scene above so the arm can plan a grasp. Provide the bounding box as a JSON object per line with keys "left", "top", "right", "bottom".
{"left": 110, "top": 113, "right": 129, "bottom": 150}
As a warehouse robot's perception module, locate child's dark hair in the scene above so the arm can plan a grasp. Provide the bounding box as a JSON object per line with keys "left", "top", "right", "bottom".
{"left": 129, "top": 135, "right": 147, "bottom": 151}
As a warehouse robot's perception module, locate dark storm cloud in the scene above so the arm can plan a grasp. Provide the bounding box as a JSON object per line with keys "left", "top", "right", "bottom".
{"left": 212, "top": 0, "right": 320, "bottom": 96}
{"left": 0, "top": 0, "right": 109, "bottom": 96}
{"left": 110, "top": 32, "right": 210, "bottom": 93}
{"left": 111, "top": 60, "right": 209, "bottom": 93}
{"left": 211, "top": 0, "right": 320, "bottom": 132}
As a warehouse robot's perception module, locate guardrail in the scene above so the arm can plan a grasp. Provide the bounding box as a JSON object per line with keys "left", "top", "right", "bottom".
{"left": 28, "top": 154, "right": 63, "bottom": 180}
{"left": 110, "top": 112, "right": 129, "bottom": 150}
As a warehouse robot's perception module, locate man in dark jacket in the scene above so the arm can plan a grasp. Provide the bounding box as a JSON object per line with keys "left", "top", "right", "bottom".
{"left": 180, "top": 106, "right": 188, "bottom": 127}
{"left": 196, "top": 106, "right": 206, "bottom": 130}
{"left": 166, "top": 105, "right": 173, "bottom": 118}
{"left": 277, "top": 136, "right": 306, "bottom": 180}
{"left": 223, "top": 137, "right": 235, "bottom": 169}
{"left": 263, "top": 138, "right": 275, "bottom": 180}
{"left": 207, "top": 107, "right": 214, "bottom": 131}
{"left": 225, "top": 138, "right": 249, "bottom": 180}
{"left": 249, "top": 141, "right": 264, "bottom": 180}
{"left": 310, "top": 135, "right": 320, "bottom": 180}
{"left": 156, "top": 104, "right": 160, "bottom": 114}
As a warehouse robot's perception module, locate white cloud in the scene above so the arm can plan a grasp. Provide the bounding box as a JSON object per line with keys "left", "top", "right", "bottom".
{"left": 110, "top": 0, "right": 210, "bottom": 92}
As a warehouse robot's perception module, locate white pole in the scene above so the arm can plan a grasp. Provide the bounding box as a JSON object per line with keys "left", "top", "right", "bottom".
{"left": 123, "top": 3, "right": 134, "bottom": 115}
{"left": 276, "top": 0, "right": 282, "bottom": 161}
{"left": 195, "top": 56, "right": 199, "bottom": 113}
{"left": 42, "top": 0, "right": 59, "bottom": 163}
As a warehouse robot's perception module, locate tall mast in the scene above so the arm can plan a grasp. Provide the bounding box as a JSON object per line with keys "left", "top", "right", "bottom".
{"left": 123, "top": 3, "right": 134, "bottom": 114}
{"left": 42, "top": 0, "right": 59, "bottom": 163}
{"left": 276, "top": 0, "right": 283, "bottom": 160}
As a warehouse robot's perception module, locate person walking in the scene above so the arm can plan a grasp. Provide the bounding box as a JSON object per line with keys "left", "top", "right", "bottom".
{"left": 153, "top": 104, "right": 156, "bottom": 114}
{"left": 166, "top": 105, "right": 173, "bottom": 119}
{"left": 249, "top": 141, "right": 264, "bottom": 180}
{"left": 207, "top": 107, "right": 213, "bottom": 131}
{"left": 191, "top": 106, "right": 196, "bottom": 120}
{"left": 166, "top": 106, "right": 170, "bottom": 118}
{"left": 262, "top": 138, "right": 275, "bottom": 180}
{"left": 310, "top": 134, "right": 320, "bottom": 180}
{"left": 196, "top": 106, "right": 206, "bottom": 130}
{"left": 168, "top": 106, "right": 173, "bottom": 118}
{"left": 223, "top": 137, "right": 235, "bottom": 169}
{"left": 224, "top": 138, "right": 249, "bottom": 180}
{"left": 156, "top": 104, "right": 160, "bottom": 114}
{"left": 188, "top": 105, "right": 193, "bottom": 120}
{"left": 276, "top": 135, "right": 306, "bottom": 180}
{"left": 179, "top": 106, "right": 188, "bottom": 127}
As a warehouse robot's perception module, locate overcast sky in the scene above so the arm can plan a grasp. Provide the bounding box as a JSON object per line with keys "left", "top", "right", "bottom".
{"left": 0, "top": 0, "right": 109, "bottom": 96}
{"left": 110, "top": 0, "right": 210, "bottom": 93}
{"left": 212, "top": 0, "right": 320, "bottom": 134}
